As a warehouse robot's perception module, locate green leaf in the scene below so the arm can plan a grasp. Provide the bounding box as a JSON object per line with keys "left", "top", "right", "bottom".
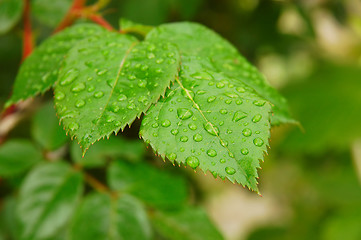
{"left": 68, "top": 192, "right": 151, "bottom": 240}
{"left": 0, "top": 197, "right": 20, "bottom": 240}
{"left": 151, "top": 207, "right": 224, "bottom": 240}
{"left": 31, "top": 101, "right": 68, "bottom": 150}
{"left": 119, "top": 18, "right": 154, "bottom": 36}
{"left": 282, "top": 62, "right": 361, "bottom": 153}
{"left": 6, "top": 23, "right": 107, "bottom": 107}
{"left": 31, "top": 0, "right": 72, "bottom": 27}
{"left": 0, "top": 0, "right": 24, "bottom": 34}
{"left": 16, "top": 162, "right": 83, "bottom": 240}
{"left": 146, "top": 22, "right": 293, "bottom": 125}
{"left": 140, "top": 57, "right": 271, "bottom": 191}
{"left": 70, "top": 136, "right": 145, "bottom": 168}
{"left": 0, "top": 140, "right": 43, "bottom": 177}
{"left": 108, "top": 160, "right": 188, "bottom": 209}
{"left": 54, "top": 31, "right": 180, "bottom": 152}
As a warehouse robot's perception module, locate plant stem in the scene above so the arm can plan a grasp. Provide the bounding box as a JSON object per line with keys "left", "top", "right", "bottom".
{"left": 54, "top": 0, "right": 86, "bottom": 33}
{"left": 22, "top": 0, "right": 34, "bottom": 61}
{"left": 88, "top": 14, "right": 114, "bottom": 31}
{"left": 83, "top": 171, "right": 112, "bottom": 193}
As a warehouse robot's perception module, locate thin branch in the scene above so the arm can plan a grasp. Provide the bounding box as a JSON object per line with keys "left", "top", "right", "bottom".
{"left": 88, "top": 14, "right": 114, "bottom": 31}
{"left": 22, "top": 0, "right": 34, "bottom": 61}
{"left": 54, "top": 0, "right": 86, "bottom": 33}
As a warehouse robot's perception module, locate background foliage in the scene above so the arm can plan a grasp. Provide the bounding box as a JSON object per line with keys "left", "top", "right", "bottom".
{"left": 1, "top": 0, "right": 361, "bottom": 239}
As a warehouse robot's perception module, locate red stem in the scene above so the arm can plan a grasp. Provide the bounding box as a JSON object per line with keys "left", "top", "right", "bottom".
{"left": 54, "top": 0, "right": 86, "bottom": 33}
{"left": 88, "top": 14, "right": 114, "bottom": 31}
{"left": 22, "top": 0, "right": 34, "bottom": 61}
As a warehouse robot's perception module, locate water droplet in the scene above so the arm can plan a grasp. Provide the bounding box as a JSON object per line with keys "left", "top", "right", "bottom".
{"left": 180, "top": 136, "right": 188, "bottom": 142}
{"left": 241, "top": 148, "right": 249, "bottom": 155}
{"left": 128, "top": 75, "right": 136, "bottom": 80}
{"left": 147, "top": 53, "right": 155, "bottom": 59}
{"left": 138, "top": 96, "right": 148, "bottom": 105}
{"left": 216, "top": 82, "right": 225, "bottom": 88}
{"left": 225, "top": 167, "right": 236, "bottom": 175}
{"left": 141, "top": 65, "right": 149, "bottom": 71}
{"left": 168, "top": 153, "right": 177, "bottom": 161}
{"left": 236, "top": 87, "right": 246, "bottom": 93}
{"left": 75, "top": 100, "right": 85, "bottom": 108}
{"left": 193, "top": 133, "right": 203, "bottom": 142}
{"left": 167, "top": 52, "right": 175, "bottom": 57}
{"left": 156, "top": 58, "right": 164, "bottom": 64}
{"left": 161, "top": 119, "right": 171, "bottom": 127}
{"left": 227, "top": 129, "right": 233, "bottom": 134}
{"left": 96, "top": 69, "right": 108, "bottom": 76}
{"left": 188, "top": 123, "right": 197, "bottom": 130}
{"left": 253, "top": 100, "right": 266, "bottom": 106}
{"left": 114, "top": 121, "right": 121, "bottom": 127}
{"left": 171, "top": 129, "right": 179, "bottom": 135}
{"left": 106, "top": 115, "right": 114, "bottom": 123}
{"left": 87, "top": 85, "right": 95, "bottom": 92}
{"left": 207, "top": 149, "right": 217, "bottom": 157}
{"left": 207, "top": 96, "right": 216, "bottom": 103}
{"left": 177, "top": 108, "right": 193, "bottom": 120}
{"left": 225, "top": 99, "right": 232, "bottom": 104}
{"left": 127, "top": 103, "right": 136, "bottom": 109}
{"left": 55, "top": 91, "right": 65, "bottom": 100}
{"left": 153, "top": 133, "right": 158, "bottom": 137}
{"left": 118, "top": 94, "right": 127, "bottom": 101}
{"left": 60, "top": 69, "right": 79, "bottom": 86}
{"left": 253, "top": 138, "right": 264, "bottom": 147}
{"left": 242, "top": 128, "right": 252, "bottom": 137}
{"left": 220, "top": 140, "right": 228, "bottom": 147}
{"left": 69, "top": 122, "right": 79, "bottom": 131}
{"left": 225, "top": 92, "right": 238, "bottom": 98}
{"left": 219, "top": 109, "right": 228, "bottom": 114}
{"left": 236, "top": 100, "right": 243, "bottom": 105}
{"left": 111, "top": 105, "right": 120, "bottom": 113}
{"left": 186, "top": 156, "right": 200, "bottom": 169}
{"left": 203, "top": 122, "right": 219, "bottom": 136}
{"left": 191, "top": 72, "right": 212, "bottom": 80}
{"left": 252, "top": 114, "right": 262, "bottom": 123}
{"left": 233, "top": 111, "right": 248, "bottom": 122}
{"left": 220, "top": 159, "right": 226, "bottom": 164}
{"left": 196, "top": 90, "right": 206, "bottom": 95}
{"left": 152, "top": 123, "right": 159, "bottom": 128}
{"left": 138, "top": 80, "right": 147, "bottom": 88}
{"left": 71, "top": 82, "right": 85, "bottom": 93}
{"left": 94, "top": 91, "right": 104, "bottom": 98}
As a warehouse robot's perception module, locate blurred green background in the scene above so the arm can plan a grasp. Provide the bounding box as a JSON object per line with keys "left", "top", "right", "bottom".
{"left": 1, "top": 0, "right": 361, "bottom": 239}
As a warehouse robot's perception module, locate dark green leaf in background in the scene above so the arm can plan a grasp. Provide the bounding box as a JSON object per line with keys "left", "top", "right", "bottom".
{"left": 6, "top": 24, "right": 107, "bottom": 107}
{"left": 16, "top": 162, "right": 83, "bottom": 240}
{"left": 0, "top": 0, "right": 24, "bottom": 34}
{"left": 70, "top": 136, "right": 145, "bottom": 168}
{"left": 31, "top": 0, "right": 72, "bottom": 27}
{"left": 68, "top": 193, "right": 151, "bottom": 240}
{"left": 108, "top": 160, "right": 188, "bottom": 209}
{"left": 151, "top": 207, "right": 224, "bottom": 240}
{"left": 0, "top": 140, "right": 43, "bottom": 177}
{"left": 54, "top": 31, "right": 180, "bottom": 152}
{"left": 31, "top": 101, "right": 68, "bottom": 150}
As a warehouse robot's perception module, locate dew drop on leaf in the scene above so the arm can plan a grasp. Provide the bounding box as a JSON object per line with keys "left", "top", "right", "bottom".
{"left": 161, "top": 119, "right": 171, "bottom": 127}
{"left": 188, "top": 123, "right": 197, "bottom": 130}
{"left": 60, "top": 69, "right": 79, "bottom": 86}
{"left": 75, "top": 100, "right": 85, "bottom": 108}
{"left": 55, "top": 92, "right": 65, "bottom": 100}
{"left": 186, "top": 156, "right": 200, "bottom": 169}
{"left": 69, "top": 122, "right": 79, "bottom": 131}
{"left": 207, "top": 149, "right": 217, "bottom": 157}
{"left": 252, "top": 114, "right": 262, "bottom": 123}
{"left": 253, "top": 138, "right": 264, "bottom": 147}
{"left": 118, "top": 94, "right": 127, "bottom": 101}
{"left": 193, "top": 133, "right": 203, "bottom": 142}
{"left": 232, "top": 111, "right": 248, "bottom": 122}
{"left": 168, "top": 153, "right": 177, "bottom": 161}
{"left": 177, "top": 108, "right": 193, "bottom": 120}
{"left": 96, "top": 69, "right": 108, "bottom": 76}
{"left": 71, "top": 82, "right": 86, "bottom": 93}
{"left": 207, "top": 96, "right": 216, "bottom": 103}
{"left": 225, "top": 166, "right": 236, "bottom": 175}
{"left": 253, "top": 100, "right": 266, "bottom": 106}
{"left": 180, "top": 136, "right": 189, "bottom": 142}
{"left": 203, "top": 122, "right": 219, "bottom": 136}
{"left": 171, "top": 129, "right": 179, "bottom": 135}
{"left": 94, "top": 91, "right": 104, "bottom": 98}
{"left": 242, "top": 128, "right": 252, "bottom": 137}
{"left": 241, "top": 148, "right": 249, "bottom": 155}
